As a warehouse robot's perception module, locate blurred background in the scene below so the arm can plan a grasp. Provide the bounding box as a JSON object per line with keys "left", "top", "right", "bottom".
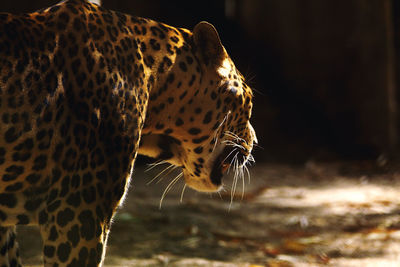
{"left": 5, "top": 1, "right": 400, "bottom": 265}
{"left": 2, "top": 0, "right": 399, "bottom": 163}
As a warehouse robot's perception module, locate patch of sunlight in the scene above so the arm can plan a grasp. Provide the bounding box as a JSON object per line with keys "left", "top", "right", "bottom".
{"left": 256, "top": 180, "right": 400, "bottom": 215}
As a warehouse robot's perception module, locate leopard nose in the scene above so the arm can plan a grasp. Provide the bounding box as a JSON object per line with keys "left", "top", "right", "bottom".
{"left": 249, "top": 122, "right": 258, "bottom": 144}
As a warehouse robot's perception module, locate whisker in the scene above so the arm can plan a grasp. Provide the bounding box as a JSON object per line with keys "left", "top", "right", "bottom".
{"left": 222, "top": 148, "right": 238, "bottom": 167}
{"left": 180, "top": 184, "right": 187, "bottom": 203}
{"left": 147, "top": 164, "right": 175, "bottom": 185}
{"left": 145, "top": 160, "right": 168, "bottom": 172}
{"left": 248, "top": 154, "right": 255, "bottom": 162}
{"left": 232, "top": 157, "right": 238, "bottom": 198}
{"left": 212, "top": 112, "right": 231, "bottom": 152}
{"left": 229, "top": 157, "right": 239, "bottom": 210}
{"left": 247, "top": 75, "right": 256, "bottom": 84}
{"left": 246, "top": 154, "right": 255, "bottom": 166}
{"left": 213, "top": 116, "right": 227, "bottom": 139}
{"left": 212, "top": 136, "right": 219, "bottom": 152}
{"left": 240, "top": 163, "right": 245, "bottom": 200}
{"left": 253, "top": 143, "right": 264, "bottom": 150}
{"left": 222, "top": 139, "right": 243, "bottom": 146}
{"left": 224, "top": 131, "right": 241, "bottom": 140}
{"left": 244, "top": 160, "right": 251, "bottom": 184}
{"left": 159, "top": 172, "right": 183, "bottom": 209}
{"left": 224, "top": 132, "right": 239, "bottom": 140}
{"left": 227, "top": 151, "right": 239, "bottom": 174}
{"left": 225, "top": 131, "right": 247, "bottom": 143}
{"left": 251, "top": 87, "right": 265, "bottom": 96}
{"left": 224, "top": 132, "right": 247, "bottom": 146}
{"left": 155, "top": 165, "right": 179, "bottom": 184}
{"left": 222, "top": 140, "right": 246, "bottom": 151}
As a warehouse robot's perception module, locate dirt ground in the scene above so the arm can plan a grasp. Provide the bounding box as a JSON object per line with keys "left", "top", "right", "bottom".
{"left": 16, "top": 160, "right": 400, "bottom": 266}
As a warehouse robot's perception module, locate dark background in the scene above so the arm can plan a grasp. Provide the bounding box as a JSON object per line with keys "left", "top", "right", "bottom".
{"left": 3, "top": 0, "right": 400, "bottom": 163}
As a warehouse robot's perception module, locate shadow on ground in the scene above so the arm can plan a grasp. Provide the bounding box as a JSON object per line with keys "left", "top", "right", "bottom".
{"left": 17, "top": 161, "right": 400, "bottom": 266}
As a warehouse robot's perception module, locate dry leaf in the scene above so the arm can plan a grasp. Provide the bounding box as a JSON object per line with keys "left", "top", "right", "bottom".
{"left": 266, "top": 259, "right": 294, "bottom": 267}
{"left": 281, "top": 239, "right": 308, "bottom": 254}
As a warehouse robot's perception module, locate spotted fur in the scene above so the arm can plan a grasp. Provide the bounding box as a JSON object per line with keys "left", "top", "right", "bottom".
{"left": 0, "top": 0, "right": 257, "bottom": 266}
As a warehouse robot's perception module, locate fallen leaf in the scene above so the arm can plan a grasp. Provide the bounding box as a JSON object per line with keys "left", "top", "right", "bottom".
{"left": 266, "top": 259, "right": 294, "bottom": 267}
{"left": 281, "top": 239, "right": 307, "bottom": 254}
{"left": 263, "top": 244, "right": 281, "bottom": 257}
{"left": 315, "top": 253, "right": 330, "bottom": 264}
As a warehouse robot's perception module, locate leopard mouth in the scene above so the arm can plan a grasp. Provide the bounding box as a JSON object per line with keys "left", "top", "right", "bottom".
{"left": 210, "top": 146, "right": 240, "bottom": 186}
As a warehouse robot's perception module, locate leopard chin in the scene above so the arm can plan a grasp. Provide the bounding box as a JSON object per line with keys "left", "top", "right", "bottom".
{"left": 182, "top": 170, "right": 223, "bottom": 192}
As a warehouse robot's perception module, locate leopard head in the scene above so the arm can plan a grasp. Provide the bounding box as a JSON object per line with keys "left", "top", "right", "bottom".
{"left": 140, "top": 22, "right": 257, "bottom": 193}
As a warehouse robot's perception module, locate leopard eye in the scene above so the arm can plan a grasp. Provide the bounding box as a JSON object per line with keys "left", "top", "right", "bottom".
{"left": 228, "top": 86, "right": 237, "bottom": 95}
{"left": 220, "top": 81, "right": 239, "bottom": 96}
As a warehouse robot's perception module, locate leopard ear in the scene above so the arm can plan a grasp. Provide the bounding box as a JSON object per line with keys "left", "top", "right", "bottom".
{"left": 193, "top": 21, "right": 225, "bottom": 66}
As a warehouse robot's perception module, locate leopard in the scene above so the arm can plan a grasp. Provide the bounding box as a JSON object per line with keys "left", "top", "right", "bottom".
{"left": 0, "top": 0, "right": 257, "bottom": 266}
